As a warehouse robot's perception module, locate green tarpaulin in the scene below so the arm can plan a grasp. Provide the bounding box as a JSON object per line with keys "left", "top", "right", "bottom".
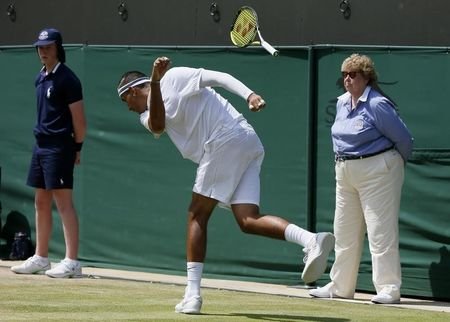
{"left": 1, "top": 46, "right": 448, "bottom": 300}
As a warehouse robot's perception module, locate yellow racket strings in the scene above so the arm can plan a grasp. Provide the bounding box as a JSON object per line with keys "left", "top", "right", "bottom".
{"left": 231, "top": 9, "right": 257, "bottom": 47}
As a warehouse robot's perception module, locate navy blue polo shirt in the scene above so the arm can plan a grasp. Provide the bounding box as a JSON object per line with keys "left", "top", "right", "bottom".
{"left": 34, "top": 62, "right": 83, "bottom": 140}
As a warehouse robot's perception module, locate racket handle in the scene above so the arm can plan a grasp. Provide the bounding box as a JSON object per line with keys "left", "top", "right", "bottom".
{"left": 261, "top": 41, "right": 279, "bottom": 56}
{"left": 257, "top": 30, "right": 279, "bottom": 56}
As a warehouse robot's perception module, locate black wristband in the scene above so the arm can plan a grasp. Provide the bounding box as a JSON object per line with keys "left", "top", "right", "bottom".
{"left": 75, "top": 142, "right": 83, "bottom": 152}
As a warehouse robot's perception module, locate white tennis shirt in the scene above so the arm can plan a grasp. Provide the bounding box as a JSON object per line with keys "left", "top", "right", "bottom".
{"left": 140, "top": 67, "right": 254, "bottom": 163}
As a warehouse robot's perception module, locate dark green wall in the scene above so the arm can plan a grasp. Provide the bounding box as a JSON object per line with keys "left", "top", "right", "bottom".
{"left": 1, "top": 46, "right": 449, "bottom": 300}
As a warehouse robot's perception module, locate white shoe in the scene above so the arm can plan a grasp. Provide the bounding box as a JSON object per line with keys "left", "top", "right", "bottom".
{"left": 371, "top": 287, "right": 401, "bottom": 304}
{"left": 45, "top": 259, "right": 82, "bottom": 278}
{"left": 11, "top": 255, "right": 50, "bottom": 274}
{"left": 309, "top": 282, "right": 339, "bottom": 298}
{"left": 301, "top": 232, "right": 335, "bottom": 283}
{"left": 175, "top": 295, "right": 202, "bottom": 314}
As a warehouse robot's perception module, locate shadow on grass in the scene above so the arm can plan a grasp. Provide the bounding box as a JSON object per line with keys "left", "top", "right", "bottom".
{"left": 202, "top": 312, "right": 350, "bottom": 321}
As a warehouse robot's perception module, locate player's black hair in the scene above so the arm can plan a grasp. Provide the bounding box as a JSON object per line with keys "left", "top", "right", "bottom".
{"left": 117, "top": 71, "right": 147, "bottom": 88}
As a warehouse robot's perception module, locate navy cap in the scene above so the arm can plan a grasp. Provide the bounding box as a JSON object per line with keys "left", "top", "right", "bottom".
{"left": 34, "top": 28, "right": 63, "bottom": 46}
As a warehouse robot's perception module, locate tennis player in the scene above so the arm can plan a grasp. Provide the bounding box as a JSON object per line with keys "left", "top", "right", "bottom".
{"left": 117, "top": 56, "right": 334, "bottom": 314}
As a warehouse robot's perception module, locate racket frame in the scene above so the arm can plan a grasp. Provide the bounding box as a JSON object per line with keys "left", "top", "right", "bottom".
{"left": 230, "top": 6, "right": 279, "bottom": 56}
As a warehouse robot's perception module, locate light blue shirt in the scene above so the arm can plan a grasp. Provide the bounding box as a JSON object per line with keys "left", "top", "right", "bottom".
{"left": 331, "top": 86, "right": 413, "bottom": 161}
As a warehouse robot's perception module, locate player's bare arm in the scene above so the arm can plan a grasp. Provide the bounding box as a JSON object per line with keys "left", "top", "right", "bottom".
{"left": 147, "top": 56, "right": 170, "bottom": 134}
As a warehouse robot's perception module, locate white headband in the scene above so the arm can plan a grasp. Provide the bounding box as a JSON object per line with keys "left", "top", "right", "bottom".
{"left": 117, "top": 77, "right": 151, "bottom": 97}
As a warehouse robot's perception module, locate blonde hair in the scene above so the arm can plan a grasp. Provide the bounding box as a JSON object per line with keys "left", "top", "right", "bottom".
{"left": 341, "top": 53, "right": 377, "bottom": 84}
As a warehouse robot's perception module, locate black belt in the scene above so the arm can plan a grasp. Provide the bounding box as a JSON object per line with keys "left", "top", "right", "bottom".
{"left": 335, "top": 146, "right": 394, "bottom": 162}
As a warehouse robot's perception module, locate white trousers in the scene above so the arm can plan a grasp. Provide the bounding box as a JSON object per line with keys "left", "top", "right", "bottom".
{"left": 330, "top": 149, "right": 404, "bottom": 298}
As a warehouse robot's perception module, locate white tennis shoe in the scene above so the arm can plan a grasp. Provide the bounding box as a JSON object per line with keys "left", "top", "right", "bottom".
{"left": 301, "top": 232, "right": 335, "bottom": 284}
{"left": 371, "top": 286, "right": 401, "bottom": 304}
{"left": 309, "top": 282, "right": 340, "bottom": 298}
{"left": 175, "top": 295, "right": 203, "bottom": 314}
{"left": 45, "top": 259, "right": 82, "bottom": 278}
{"left": 11, "top": 255, "right": 51, "bottom": 274}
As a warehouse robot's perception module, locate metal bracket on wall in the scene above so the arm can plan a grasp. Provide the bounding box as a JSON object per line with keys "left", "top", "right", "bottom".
{"left": 339, "top": 0, "right": 351, "bottom": 19}
{"left": 210, "top": 2, "right": 220, "bottom": 22}
{"left": 6, "top": 3, "right": 16, "bottom": 22}
{"left": 118, "top": 2, "right": 128, "bottom": 21}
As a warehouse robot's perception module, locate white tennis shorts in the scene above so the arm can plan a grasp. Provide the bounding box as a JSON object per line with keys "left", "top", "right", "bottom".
{"left": 193, "top": 121, "right": 265, "bottom": 208}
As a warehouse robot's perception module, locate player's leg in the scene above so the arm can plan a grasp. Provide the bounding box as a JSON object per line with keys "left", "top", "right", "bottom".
{"left": 175, "top": 192, "right": 217, "bottom": 314}
{"left": 186, "top": 192, "right": 218, "bottom": 262}
{"left": 231, "top": 203, "right": 290, "bottom": 239}
{"left": 230, "top": 158, "right": 334, "bottom": 284}
{"left": 231, "top": 204, "right": 334, "bottom": 283}
{"left": 227, "top": 128, "right": 317, "bottom": 245}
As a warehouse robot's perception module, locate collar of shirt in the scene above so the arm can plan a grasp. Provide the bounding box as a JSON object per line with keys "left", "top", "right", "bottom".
{"left": 338, "top": 85, "right": 372, "bottom": 112}
{"left": 40, "top": 62, "right": 61, "bottom": 76}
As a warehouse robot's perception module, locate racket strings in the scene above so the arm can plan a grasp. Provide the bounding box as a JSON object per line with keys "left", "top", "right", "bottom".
{"left": 231, "top": 10, "right": 257, "bottom": 47}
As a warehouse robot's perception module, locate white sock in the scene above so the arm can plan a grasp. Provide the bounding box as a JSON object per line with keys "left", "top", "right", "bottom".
{"left": 284, "top": 224, "right": 315, "bottom": 247}
{"left": 186, "top": 262, "right": 203, "bottom": 298}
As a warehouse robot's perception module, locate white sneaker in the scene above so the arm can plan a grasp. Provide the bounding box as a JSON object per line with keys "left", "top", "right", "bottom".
{"left": 301, "top": 232, "right": 335, "bottom": 283}
{"left": 309, "top": 282, "right": 339, "bottom": 298}
{"left": 45, "top": 259, "right": 82, "bottom": 278}
{"left": 11, "top": 255, "right": 50, "bottom": 274}
{"left": 175, "top": 295, "right": 202, "bottom": 314}
{"left": 371, "top": 286, "right": 401, "bottom": 304}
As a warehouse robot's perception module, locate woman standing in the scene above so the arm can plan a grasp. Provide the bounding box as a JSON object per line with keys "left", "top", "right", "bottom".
{"left": 309, "top": 53, "right": 413, "bottom": 304}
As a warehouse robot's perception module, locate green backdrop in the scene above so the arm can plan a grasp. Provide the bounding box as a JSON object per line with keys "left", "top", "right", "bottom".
{"left": 0, "top": 46, "right": 448, "bottom": 300}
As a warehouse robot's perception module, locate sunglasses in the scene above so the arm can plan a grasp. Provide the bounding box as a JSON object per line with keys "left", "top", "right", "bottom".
{"left": 341, "top": 71, "right": 359, "bottom": 79}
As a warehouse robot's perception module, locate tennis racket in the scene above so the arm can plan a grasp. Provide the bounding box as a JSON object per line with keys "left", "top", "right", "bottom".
{"left": 230, "top": 6, "right": 279, "bottom": 56}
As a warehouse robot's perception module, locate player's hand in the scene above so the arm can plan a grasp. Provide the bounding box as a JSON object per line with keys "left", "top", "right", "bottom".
{"left": 247, "top": 93, "right": 266, "bottom": 112}
{"left": 151, "top": 56, "right": 171, "bottom": 82}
